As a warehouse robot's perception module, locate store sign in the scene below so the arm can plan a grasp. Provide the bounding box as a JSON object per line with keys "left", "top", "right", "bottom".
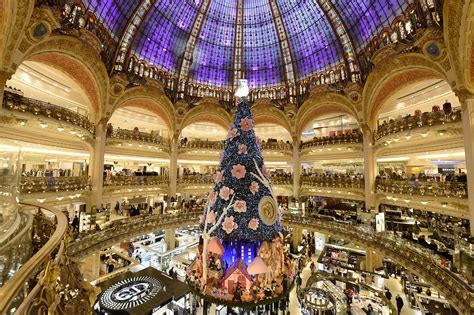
{"left": 99, "top": 276, "right": 162, "bottom": 310}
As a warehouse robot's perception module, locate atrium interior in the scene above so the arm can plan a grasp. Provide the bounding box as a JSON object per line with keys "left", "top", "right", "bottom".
{"left": 0, "top": 0, "right": 473, "bottom": 314}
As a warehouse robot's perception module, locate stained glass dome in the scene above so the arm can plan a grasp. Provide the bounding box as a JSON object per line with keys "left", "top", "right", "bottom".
{"left": 83, "top": 0, "right": 409, "bottom": 89}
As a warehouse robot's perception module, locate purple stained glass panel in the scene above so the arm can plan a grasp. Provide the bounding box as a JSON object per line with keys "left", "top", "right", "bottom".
{"left": 130, "top": 0, "right": 200, "bottom": 73}
{"left": 190, "top": 0, "right": 236, "bottom": 87}
{"left": 332, "top": 0, "right": 407, "bottom": 50}
{"left": 84, "top": 0, "right": 139, "bottom": 41}
{"left": 276, "top": 0, "right": 343, "bottom": 79}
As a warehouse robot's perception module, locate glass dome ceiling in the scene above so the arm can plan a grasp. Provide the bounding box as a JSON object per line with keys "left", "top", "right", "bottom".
{"left": 84, "top": 0, "right": 409, "bottom": 89}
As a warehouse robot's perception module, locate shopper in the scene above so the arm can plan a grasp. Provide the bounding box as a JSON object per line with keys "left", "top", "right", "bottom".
{"left": 396, "top": 294, "right": 404, "bottom": 315}
{"left": 71, "top": 215, "right": 79, "bottom": 232}
{"left": 296, "top": 273, "right": 302, "bottom": 290}
{"left": 385, "top": 288, "right": 392, "bottom": 301}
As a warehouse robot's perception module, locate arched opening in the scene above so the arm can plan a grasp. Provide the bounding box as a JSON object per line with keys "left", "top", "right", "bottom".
{"left": 5, "top": 61, "right": 93, "bottom": 118}
{"left": 108, "top": 106, "right": 170, "bottom": 139}
{"left": 300, "top": 113, "right": 360, "bottom": 143}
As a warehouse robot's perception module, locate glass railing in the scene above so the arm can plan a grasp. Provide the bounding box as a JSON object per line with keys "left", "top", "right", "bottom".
{"left": 376, "top": 179, "right": 467, "bottom": 198}
{"left": 103, "top": 175, "right": 168, "bottom": 187}
{"left": 300, "top": 133, "right": 363, "bottom": 150}
{"left": 107, "top": 128, "right": 169, "bottom": 148}
{"left": 2, "top": 90, "right": 94, "bottom": 134}
{"left": 20, "top": 176, "right": 90, "bottom": 194}
{"left": 301, "top": 176, "right": 364, "bottom": 189}
{"left": 374, "top": 108, "right": 462, "bottom": 141}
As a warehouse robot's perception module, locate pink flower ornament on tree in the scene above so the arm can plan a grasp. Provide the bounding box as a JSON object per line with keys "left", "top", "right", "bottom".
{"left": 240, "top": 117, "right": 254, "bottom": 132}
{"left": 231, "top": 164, "right": 247, "bottom": 179}
{"left": 248, "top": 218, "right": 259, "bottom": 230}
{"left": 222, "top": 216, "right": 238, "bottom": 234}
{"left": 238, "top": 144, "right": 248, "bottom": 155}
{"left": 234, "top": 200, "right": 247, "bottom": 213}
{"left": 219, "top": 186, "right": 234, "bottom": 201}
{"left": 249, "top": 181, "right": 259, "bottom": 195}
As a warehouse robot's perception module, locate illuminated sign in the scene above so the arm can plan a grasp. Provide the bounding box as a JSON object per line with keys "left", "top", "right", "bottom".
{"left": 99, "top": 276, "right": 162, "bottom": 310}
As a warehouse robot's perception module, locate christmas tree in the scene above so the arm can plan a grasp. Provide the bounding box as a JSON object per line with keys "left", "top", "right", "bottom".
{"left": 188, "top": 83, "right": 295, "bottom": 304}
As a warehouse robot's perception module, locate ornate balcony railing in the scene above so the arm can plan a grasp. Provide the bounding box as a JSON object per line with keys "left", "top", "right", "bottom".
{"left": 64, "top": 212, "right": 472, "bottom": 313}
{"left": 301, "top": 176, "right": 364, "bottom": 189}
{"left": 261, "top": 141, "right": 293, "bottom": 151}
{"left": 300, "top": 133, "right": 362, "bottom": 150}
{"left": 67, "top": 211, "right": 202, "bottom": 259}
{"left": 107, "top": 128, "right": 169, "bottom": 148}
{"left": 271, "top": 174, "right": 293, "bottom": 185}
{"left": 20, "top": 176, "right": 90, "bottom": 194}
{"left": 2, "top": 90, "right": 95, "bottom": 134}
{"left": 376, "top": 179, "right": 467, "bottom": 198}
{"left": 374, "top": 108, "right": 462, "bottom": 141}
{"left": 0, "top": 203, "right": 68, "bottom": 314}
{"left": 284, "top": 215, "right": 473, "bottom": 314}
{"left": 103, "top": 175, "right": 168, "bottom": 187}
{"left": 179, "top": 140, "right": 225, "bottom": 151}
{"left": 178, "top": 174, "right": 214, "bottom": 185}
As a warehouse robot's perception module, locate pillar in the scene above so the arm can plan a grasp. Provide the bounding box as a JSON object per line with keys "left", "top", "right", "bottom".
{"left": 80, "top": 253, "right": 101, "bottom": 281}
{"left": 292, "top": 140, "right": 301, "bottom": 200}
{"left": 365, "top": 249, "right": 384, "bottom": 272}
{"left": 459, "top": 92, "right": 474, "bottom": 236}
{"left": 89, "top": 121, "right": 106, "bottom": 210}
{"left": 165, "top": 228, "right": 176, "bottom": 251}
{"left": 362, "top": 125, "right": 377, "bottom": 213}
{"left": 0, "top": 70, "right": 13, "bottom": 114}
{"left": 292, "top": 226, "right": 303, "bottom": 250}
{"left": 168, "top": 137, "right": 178, "bottom": 200}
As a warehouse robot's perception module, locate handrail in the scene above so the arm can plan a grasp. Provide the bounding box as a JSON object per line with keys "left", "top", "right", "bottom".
{"left": 107, "top": 127, "right": 169, "bottom": 148}
{"left": 0, "top": 202, "right": 68, "bottom": 313}
{"left": 301, "top": 176, "right": 364, "bottom": 189}
{"left": 300, "top": 133, "right": 362, "bottom": 150}
{"left": 103, "top": 175, "right": 168, "bottom": 187}
{"left": 374, "top": 108, "right": 462, "bottom": 141}
{"left": 20, "top": 176, "right": 91, "bottom": 193}
{"left": 2, "top": 90, "right": 95, "bottom": 134}
{"left": 376, "top": 178, "right": 467, "bottom": 198}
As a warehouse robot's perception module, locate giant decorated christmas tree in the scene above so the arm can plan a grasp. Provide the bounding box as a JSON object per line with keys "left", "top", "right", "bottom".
{"left": 187, "top": 80, "right": 295, "bottom": 304}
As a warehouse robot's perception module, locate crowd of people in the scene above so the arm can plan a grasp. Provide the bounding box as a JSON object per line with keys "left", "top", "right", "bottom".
{"left": 376, "top": 170, "right": 467, "bottom": 183}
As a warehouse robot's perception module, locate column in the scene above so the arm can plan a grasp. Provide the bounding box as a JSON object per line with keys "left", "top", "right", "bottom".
{"left": 362, "top": 125, "right": 377, "bottom": 213}
{"left": 79, "top": 253, "right": 101, "bottom": 281}
{"left": 459, "top": 93, "right": 474, "bottom": 236}
{"left": 165, "top": 228, "right": 176, "bottom": 251}
{"left": 0, "top": 70, "right": 13, "bottom": 113}
{"left": 292, "top": 226, "right": 303, "bottom": 250}
{"left": 89, "top": 121, "right": 106, "bottom": 210}
{"left": 292, "top": 140, "right": 301, "bottom": 200}
{"left": 168, "top": 137, "right": 178, "bottom": 200}
{"left": 365, "top": 249, "right": 383, "bottom": 272}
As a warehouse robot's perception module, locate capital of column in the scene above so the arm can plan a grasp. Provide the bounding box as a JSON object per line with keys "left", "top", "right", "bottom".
{"left": 453, "top": 88, "right": 474, "bottom": 110}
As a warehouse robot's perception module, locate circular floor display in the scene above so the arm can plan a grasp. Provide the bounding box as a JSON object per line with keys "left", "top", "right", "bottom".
{"left": 99, "top": 276, "right": 162, "bottom": 310}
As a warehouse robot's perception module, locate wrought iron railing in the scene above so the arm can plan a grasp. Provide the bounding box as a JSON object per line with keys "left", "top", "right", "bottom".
{"left": 261, "top": 141, "right": 293, "bottom": 151}
{"left": 300, "top": 133, "right": 362, "bottom": 150}
{"left": 2, "top": 90, "right": 94, "bottom": 133}
{"left": 374, "top": 108, "right": 462, "bottom": 141}
{"left": 301, "top": 176, "right": 364, "bottom": 189}
{"left": 376, "top": 179, "right": 467, "bottom": 198}
{"left": 271, "top": 174, "right": 293, "bottom": 185}
{"left": 107, "top": 128, "right": 169, "bottom": 148}
{"left": 178, "top": 174, "right": 214, "bottom": 185}
{"left": 103, "top": 175, "right": 168, "bottom": 187}
{"left": 20, "top": 176, "right": 90, "bottom": 194}
{"left": 179, "top": 140, "right": 225, "bottom": 151}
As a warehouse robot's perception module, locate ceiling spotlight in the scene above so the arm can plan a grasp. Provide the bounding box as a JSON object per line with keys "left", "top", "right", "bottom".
{"left": 56, "top": 197, "right": 64, "bottom": 201}
{"left": 37, "top": 198, "right": 45, "bottom": 203}
{"left": 70, "top": 130, "right": 76, "bottom": 135}
{"left": 421, "top": 201, "right": 428, "bottom": 205}
{"left": 393, "top": 137, "right": 399, "bottom": 142}
{"left": 19, "top": 120, "right": 26, "bottom": 126}
{"left": 39, "top": 122, "right": 48, "bottom": 128}
{"left": 421, "top": 132, "right": 429, "bottom": 138}
{"left": 404, "top": 199, "right": 410, "bottom": 203}
{"left": 57, "top": 126, "right": 64, "bottom": 132}
{"left": 438, "top": 130, "right": 445, "bottom": 136}
{"left": 404, "top": 134, "right": 412, "bottom": 140}
{"left": 441, "top": 202, "right": 447, "bottom": 208}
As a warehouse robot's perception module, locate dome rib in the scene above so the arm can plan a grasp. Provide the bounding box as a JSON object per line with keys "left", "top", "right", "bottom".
{"left": 233, "top": 0, "right": 245, "bottom": 89}
{"left": 315, "top": 0, "right": 361, "bottom": 83}
{"left": 268, "top": 0, "right": 296, "bottom": 89}
{"left": 177, "top": 0, "right": 214, "bottom": 91}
